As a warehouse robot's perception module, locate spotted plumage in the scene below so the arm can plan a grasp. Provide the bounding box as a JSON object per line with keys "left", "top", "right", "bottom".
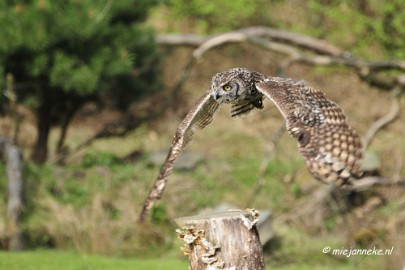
{"left": 138, "top": 67, "right": 363, "bottom": 222}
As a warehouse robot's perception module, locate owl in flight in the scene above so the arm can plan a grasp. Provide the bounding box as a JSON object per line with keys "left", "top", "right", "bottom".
{"left": 138, "top": 67, "right": 363, "bottom": 222}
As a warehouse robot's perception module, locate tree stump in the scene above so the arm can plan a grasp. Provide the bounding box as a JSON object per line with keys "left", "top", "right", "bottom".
{"left": 175, "top": 209, "right": 265, "bottom": 270}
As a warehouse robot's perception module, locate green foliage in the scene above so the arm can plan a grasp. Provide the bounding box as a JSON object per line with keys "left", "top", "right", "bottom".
{"left": 0, "top": 1, "right": 160, "bottom": 162}
{"left": 0, "top": 1, "right": 159, "bottom": 98}
{"left": 82, "top": 151, "right": 122, "bottom": 168}
{"left": 151, "top": 204, "right": 169, "bottom": 225}
{"left": 161, "top": 0, "right": 405, "bottom": 59}
{"left": 305, "top": 0, "right": 405, "bottom": 59}
{"left": 163, "top": 0, "right": 270, "bottom": 32}
{"left": 22, "top": 163, "right": 87, "bottom": 208}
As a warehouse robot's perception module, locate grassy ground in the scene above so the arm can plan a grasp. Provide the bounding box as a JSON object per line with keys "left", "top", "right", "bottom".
{"left": 0, "top": 250, "right": 188, "bottom": 270}
{"left": 0, "top": 249, "right": 382, "bottom": 270}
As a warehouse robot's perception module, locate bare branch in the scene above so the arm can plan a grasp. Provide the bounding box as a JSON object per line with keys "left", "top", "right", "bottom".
{"left": 363, "top": 86, "right": 401, "bottom": 148}
{"left": 236, "top": 26, "right": 342, "bottom": 56}
{"left": 158, "top": 27, "right": 405, "bottom": 76}
{"left": 157, "top": 33, "right": 209, "bottom": 47}
{"left": 193, "top": 33, "right": 248, "bottom": 59}
{"left": 158, "top": 26, "right": 342, "bottom": 56}
{"left": 351, "top": 176, "right": 405, "bottom": 191}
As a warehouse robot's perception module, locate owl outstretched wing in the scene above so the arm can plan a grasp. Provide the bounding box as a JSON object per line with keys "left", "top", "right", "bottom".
{"left": 138, "top": 92, "right": 220, "bottom": 223}
{"left": 255, "top": 78, "right": 363, "bottom": 187}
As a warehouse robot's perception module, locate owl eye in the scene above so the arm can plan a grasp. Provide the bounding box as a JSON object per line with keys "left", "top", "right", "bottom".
{"left": 223, "top": 84, "right": 232, "bottom": 91}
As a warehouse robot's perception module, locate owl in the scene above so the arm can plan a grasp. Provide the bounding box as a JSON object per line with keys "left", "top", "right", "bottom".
{"left": 138, "top": 67, "right": 363, "bottom": 222}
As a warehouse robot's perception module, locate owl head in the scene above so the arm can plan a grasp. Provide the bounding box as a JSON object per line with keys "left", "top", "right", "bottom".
{"left": 210, "top": 67, "right": 264, "bottom": 104}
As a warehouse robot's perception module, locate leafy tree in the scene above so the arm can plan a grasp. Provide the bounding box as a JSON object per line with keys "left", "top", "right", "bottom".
{"left": 0, "top": 0, "right": 160, "bottom": 163}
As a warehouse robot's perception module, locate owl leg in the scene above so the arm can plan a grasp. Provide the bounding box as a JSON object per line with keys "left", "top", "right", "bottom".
{"left": 251, "top": 98, "right": 264, "bottom": 109}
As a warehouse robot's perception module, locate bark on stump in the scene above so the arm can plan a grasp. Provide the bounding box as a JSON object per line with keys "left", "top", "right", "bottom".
{"left": 175, "top": 210, "right": 265, "bottom": 270}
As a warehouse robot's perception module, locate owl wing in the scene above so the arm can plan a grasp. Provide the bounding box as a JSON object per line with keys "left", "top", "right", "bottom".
{"left": 138, "top": 92, "right": 220, "bottom": 222}
{"left": 255, "top": 77, "right": 307, "bottom": 135}
{"left": 255, "top": 78, "right": 363, "bottom": 187}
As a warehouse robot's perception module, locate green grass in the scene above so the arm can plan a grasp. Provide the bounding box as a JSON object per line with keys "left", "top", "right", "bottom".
{"left": 0, "top": 250, "right": 188, "bottom": 270}
{"left": 0, "top": 249, "right": 381, "bottom": 270}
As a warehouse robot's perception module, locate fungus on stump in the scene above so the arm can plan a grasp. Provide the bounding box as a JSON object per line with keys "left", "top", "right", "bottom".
{"left": 175, "top": 209, "right": 265, "bottom": 270}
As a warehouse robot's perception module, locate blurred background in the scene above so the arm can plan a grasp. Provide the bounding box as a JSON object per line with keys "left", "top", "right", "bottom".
{"left": 0, "top": 1, "right": 404, "bottom": 269}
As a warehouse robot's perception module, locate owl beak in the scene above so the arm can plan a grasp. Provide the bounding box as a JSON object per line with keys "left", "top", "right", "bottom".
{"left": 212, "top": 91, "right": 224, "bottom": 103}
{"left": 212, "top": 90, "right": 236, "bottom": 104}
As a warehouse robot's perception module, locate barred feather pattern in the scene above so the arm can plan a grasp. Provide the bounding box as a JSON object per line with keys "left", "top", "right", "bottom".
{"left": 256, "top": 74, "right": 363, "bottom": 186}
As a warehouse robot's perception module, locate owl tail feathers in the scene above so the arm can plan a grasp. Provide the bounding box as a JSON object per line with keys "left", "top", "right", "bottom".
{"left": 231, "top": 99, "right": 263, "bottom": 117}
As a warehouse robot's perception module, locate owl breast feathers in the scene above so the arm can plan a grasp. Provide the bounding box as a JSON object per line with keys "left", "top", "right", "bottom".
{"left": 138, "top": 67, "right": 363, "bottom": 222}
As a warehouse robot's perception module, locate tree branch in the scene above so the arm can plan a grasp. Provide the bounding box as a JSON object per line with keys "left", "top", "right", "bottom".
{"left": 158, "top": 26, "right": 343, "bottom": 56}
{"left": 351, "top": 176, "right": 405, "bottom": 191}
{"left": 158, "top": 27, "right": 405, "bottom": 91}
{"left": 363, "top": 86, "right": 402, "bottom": 148}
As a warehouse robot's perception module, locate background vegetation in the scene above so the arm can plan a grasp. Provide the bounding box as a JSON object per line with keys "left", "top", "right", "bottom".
{"left": 1, "top": 0, "right": 404, "bottom": 269}
{"left": 0, "top": 0, "right": 160, "bottom": 162}
{"left": 160, "top": 0, "right": 405, "bottom": 59}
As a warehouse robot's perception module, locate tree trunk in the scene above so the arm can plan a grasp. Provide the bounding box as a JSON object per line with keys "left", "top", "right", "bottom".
{"left": 55, "top": 99, "right": 82, "bottom": 162}
{"left": 55, "top": 107, "right": 74, "bottom": 158}
{"left": 175, "top": 210, "right": 265, "bottom": 270}
{"left": 0, "top": 138, "right": 25, "bottom": 250}
{"left": 31, "top": 105, "right": 51, "bottom": 163}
